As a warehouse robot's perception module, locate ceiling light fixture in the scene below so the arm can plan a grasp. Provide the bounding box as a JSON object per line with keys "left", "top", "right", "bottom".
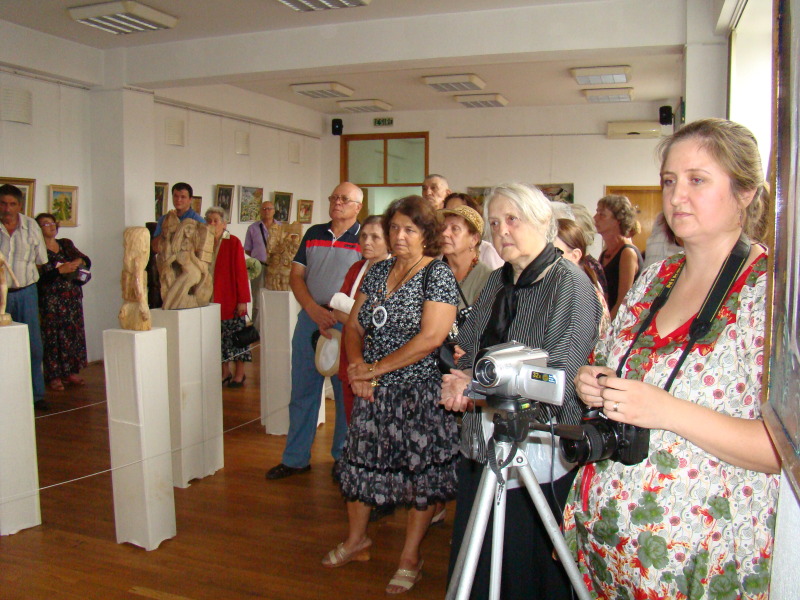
{"left": 337, "top": 99, "right": 392, "bottom": 113}
{"left": 291, "top": 82, "right": 354, "bottom": 99}
{"left": 570, "top": 65, "right": 631, "bottom": 85}
{"left": 275, "top": 0, "right": 371, "bottom": 11}
{"left": 454, "top": 94, "right": 508, "bottom": 108}
{"left": 68, "top": 1, "right": 177, "bottom": 35}
{"left": 422, "top": 74, "right": 486, "bottom": 92}
{"left": 582, "top": 88, "right": 633, "bottom": 103}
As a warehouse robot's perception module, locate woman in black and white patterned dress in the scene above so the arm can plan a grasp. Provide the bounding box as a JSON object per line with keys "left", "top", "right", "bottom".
{"left": 324, "top": 195, "right": 459, "bottom": 595}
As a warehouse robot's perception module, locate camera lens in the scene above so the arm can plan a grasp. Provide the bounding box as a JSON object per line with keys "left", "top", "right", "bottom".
{"left": 560, "top": 419, "right": 618, "bottom": 464}
{"left": 474, "top": 358, "right": 497, "bottom": 387}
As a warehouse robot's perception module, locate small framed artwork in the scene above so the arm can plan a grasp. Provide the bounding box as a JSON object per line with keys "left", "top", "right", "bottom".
{"left": 466, "top": 186, "right": 488, "bottom": 209}
{"left": 215, "top": 184, "right": 235, "bottom": 223}
{"left": 537, "top": 183, "right": 574, "bottom": 204}
{"left": 297, "top": 199, "right": 314, "bottom": 224}
{"left": 0, "top": 177, "right": 36, "bottom": 217}
{"left": 48, "top": 185, "right": 79, "bottom": 227}
{"left": 154, "top": 182, "right": 168, "bottom": 220}
{"left": 239, "top": 186, "right": 264, "bottom": 222}
{"left": 273, "top": 191, "right": 293, "bottom": 223}
{"left": 191, "top": 196, "right": 202, "bottom": 214}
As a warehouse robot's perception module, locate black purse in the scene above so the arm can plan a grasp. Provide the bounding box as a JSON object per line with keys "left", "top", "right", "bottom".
{"left": 232, "top": 321, "right": 259, "bottom": 347}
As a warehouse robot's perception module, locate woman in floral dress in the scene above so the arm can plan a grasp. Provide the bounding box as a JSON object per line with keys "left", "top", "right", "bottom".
{"left": 564, "top": 119, "right": 780, "bottom": 600}
{"left": 35, "top": 213, "right": 90, "bottom": 390}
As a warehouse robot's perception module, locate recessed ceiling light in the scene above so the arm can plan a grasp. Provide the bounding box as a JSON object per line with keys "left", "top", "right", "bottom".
{"left": 68, "top": 1, "right": 177, "bottom": 35}
{"left": 422, "top": 74, "right": 486, "bottom": 92}
{"left": 454, "top": 94, "right": 508, "bottom": 108}
{"left": 570, "top": 65, "right": 631, "bottom": 85}
{"left": 291, "top": 82, "right": 354, "bottom": 99}
{"left": 275, "top": 0, "right": 371, "bottom": 11}
{"left": 582, "top": 88, "right": 633, "bottom": 103}
{"left": 337, "top": 99, "right": 392, "bottom": 113}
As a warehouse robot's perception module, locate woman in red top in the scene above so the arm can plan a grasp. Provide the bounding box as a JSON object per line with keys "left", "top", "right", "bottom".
{"left": 206, "top": 207, "right": 251, "bottom": 387}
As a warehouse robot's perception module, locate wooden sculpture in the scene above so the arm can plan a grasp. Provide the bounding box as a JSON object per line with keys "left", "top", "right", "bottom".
{"left": 158, "top": 217, "right": 214, "bottom": 310}
{"left": 264, "top": 221, "right": 303, "bottom": 292}
{"left": 0, "top": 249, "right": 21, "bottom": 326}
{"left": 119, "top": 227, "right": 152, "bottom": 331}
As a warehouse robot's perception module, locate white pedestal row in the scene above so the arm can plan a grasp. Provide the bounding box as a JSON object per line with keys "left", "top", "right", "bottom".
{"left": 0, "top": 323, "right": 41, "bottom": 536}
{"left": 103, "top": 328, "right": 175, "bottom": 550}
{"left": 151, "top": 305, "right": 224, "bottom": 488}
{"left": 260, "top": 289, "right": 325, "bottom": 435}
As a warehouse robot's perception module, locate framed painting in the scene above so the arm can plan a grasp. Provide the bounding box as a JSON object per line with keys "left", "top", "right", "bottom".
{"left": 48, "top": 185, "right": 78, "bottom": 227}
{"left": 191, "top": 196, "right": 202, "bottom": 215}
{"left": 154, "top": 182, "right": 168, "bottom": 221}
{"left": 239, "top": 186, "right": 264, "bottom": 222}
{"left": 537, "top": 183, "right": 575, "bottom": 204}
{"left": 215, "top": 184, "right": 234, "bottom": 223}
{"left": 297, "top": 199, "right": 313, "bottom": 224}
{"left": 273, "top": 191, "right": 292, "bottom": 223}
{"left": 466, "top": 186, "right": 488, "bottom": 208}
{"left": 0, "top": 177, "right": 36, "bottom": 217}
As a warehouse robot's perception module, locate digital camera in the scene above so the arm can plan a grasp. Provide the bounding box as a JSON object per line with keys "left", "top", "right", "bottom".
{"left": 559, "top": 407, "right": 650, "bottom": 466}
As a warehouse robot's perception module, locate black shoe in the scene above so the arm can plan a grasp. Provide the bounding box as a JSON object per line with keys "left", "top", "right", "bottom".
{"left": 34, "top": 400, "right": 50, "bottom": 411}
{"left": 368, "top": 504, "right": 395, "bottom": 522}
{"left": 222, "top": 375, "right": 232, "bottom": 386}
{"left": 228, "top": 375, "right": 246, "bottom": 388}
{"left": 265, "top": 463, "right": 310, "bottom": 480}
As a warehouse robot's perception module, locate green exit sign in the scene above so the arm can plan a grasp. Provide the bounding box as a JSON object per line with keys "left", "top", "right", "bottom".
{"left": 373, "top": 117, "right": 394, "bottom": 127}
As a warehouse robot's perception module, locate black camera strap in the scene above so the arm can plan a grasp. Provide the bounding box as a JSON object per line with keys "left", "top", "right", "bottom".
{"left": 615, "top": 235, "right": 751, "bottom": 392}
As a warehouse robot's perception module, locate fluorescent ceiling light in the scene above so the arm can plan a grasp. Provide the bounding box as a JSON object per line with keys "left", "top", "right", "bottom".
{"left": 455, "top": 94, "right": 508, "bottom": 108}
{"left": 570, "top": 65, "right": 631, "bottom": 85}
{"left": 275, "top": 0, "right": 371, "bottom": 11}
{"left": 582, "top": 88, "right": 633, "bottom": 103}
{"left": 337, "top": 99, "right": 392, "bottom": 113}
{"left": 422, "top": 74, "right": 486, "bottom": 92}
{"left": 68, "top": 1, "right": 177, "bottom": 34}
{"left": 291, "top": 82, "right": 354, "bottom": 99}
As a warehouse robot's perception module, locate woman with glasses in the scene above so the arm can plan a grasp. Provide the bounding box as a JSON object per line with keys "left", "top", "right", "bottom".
{"left": 35, "top": 213, "right": 91, "bottom": 391}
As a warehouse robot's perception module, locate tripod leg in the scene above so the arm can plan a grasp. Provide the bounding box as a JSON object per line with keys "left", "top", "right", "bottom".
{"left": 515, "top": 462, "right": 592, "bottom": 600}
{"left": 488, "top": 442, "right": 512, "bottom": 600}
{"left": 446, "top": 464, "right": 498, "bottom": 600}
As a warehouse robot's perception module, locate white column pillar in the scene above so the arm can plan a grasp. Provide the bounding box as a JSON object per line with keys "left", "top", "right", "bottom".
{"left": 683, "top": 1, "right": 729, "bottom": 122}
{"left": 103, "top": 327, "right": 175, "bottom": 551}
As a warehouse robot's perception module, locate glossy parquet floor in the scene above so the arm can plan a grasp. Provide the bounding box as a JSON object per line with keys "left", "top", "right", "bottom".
{"left": 0, "top": 346, "right": 453, "bottom": 599}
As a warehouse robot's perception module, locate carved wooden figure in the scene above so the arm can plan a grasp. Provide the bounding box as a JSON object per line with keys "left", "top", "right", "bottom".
{"left": 158, "top": 218, "right": 214, "bottom": 310}
{"left": 264, "top": 221, "right": 302, "bottom": 292}
{"left": 118, "top": 227, "right": 152, "bottom": 331}
{"left": 0, "top": 249, "right": 21, "bottom": 326}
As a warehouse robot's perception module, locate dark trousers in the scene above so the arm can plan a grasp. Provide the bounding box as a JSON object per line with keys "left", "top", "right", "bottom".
{"left": 448, "top": 455, "right": 577, "bottom": 600}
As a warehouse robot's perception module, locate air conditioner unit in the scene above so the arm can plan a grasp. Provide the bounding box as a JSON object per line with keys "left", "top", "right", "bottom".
{"left": 607, "top": 121, "right": 662, "bottom": 139}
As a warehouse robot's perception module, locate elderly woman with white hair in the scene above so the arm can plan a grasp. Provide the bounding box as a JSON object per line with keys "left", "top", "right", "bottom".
{"left": 205, "top": 206, "right": 251, "bottom": 387}
{"left": 441, "top": 183, "right": 603, "bottom": 599}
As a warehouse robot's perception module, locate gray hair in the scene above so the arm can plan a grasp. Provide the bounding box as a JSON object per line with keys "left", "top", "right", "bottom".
{"left": 484, "top": 183, "right": 557, "bottom": 243}
{"left": 569, "top": 203, "right": 597, "bottom": 247}
{"left": 204, "top": 206, "right": 226, "bottom": 221}
{"left": 549, "top": 201, "right": 575, "bottom": 221}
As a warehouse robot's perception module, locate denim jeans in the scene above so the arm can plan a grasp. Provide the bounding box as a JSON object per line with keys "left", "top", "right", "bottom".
{"left": 7, "top": 284, "right": 45, "bottom": 402}
{"left": 281, "top": 309, "right": 346, "bottom": 468}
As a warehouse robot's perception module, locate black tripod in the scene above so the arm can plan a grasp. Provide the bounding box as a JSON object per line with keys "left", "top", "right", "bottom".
{"left": 446, "top": 401, "right": 591, "bottom": 600}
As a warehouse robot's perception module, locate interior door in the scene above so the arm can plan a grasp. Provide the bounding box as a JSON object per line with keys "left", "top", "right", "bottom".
{"left": 605, "top": 185, "right": 663, "bottom": 254}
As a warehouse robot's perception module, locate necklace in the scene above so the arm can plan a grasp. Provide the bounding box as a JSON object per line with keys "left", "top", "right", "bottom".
{"left": 371, "top": 256, "right": 425, "bottom": 328}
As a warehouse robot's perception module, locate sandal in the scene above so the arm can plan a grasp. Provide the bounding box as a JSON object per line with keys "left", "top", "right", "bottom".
{"left": 430, "top": 508, "right": 446, "bottom": 526}
{"left": 65, "top": 374, "right": 85, "bottom": 386}
{"left": 322, "top": 539, "right": 372, "bottom": 568}
{"left": 386, "top": 560, "right": 423, "bottom": 595}
{"left": 49, "top": 379, "right": 65, "bottom": 391}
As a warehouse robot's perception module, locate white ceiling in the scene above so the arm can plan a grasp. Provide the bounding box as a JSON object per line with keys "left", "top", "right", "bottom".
{"left": 0, "top": 0, "right": 684, "bottom": 114}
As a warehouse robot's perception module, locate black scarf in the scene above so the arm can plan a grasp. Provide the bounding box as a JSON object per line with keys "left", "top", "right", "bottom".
{"left": 479, "top": 242, "right": 560, "bottom": 349}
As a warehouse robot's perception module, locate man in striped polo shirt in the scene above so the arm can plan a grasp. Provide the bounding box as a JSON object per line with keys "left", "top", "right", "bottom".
{"left": 266, "top": 182, "right": 362, "bottom": 480}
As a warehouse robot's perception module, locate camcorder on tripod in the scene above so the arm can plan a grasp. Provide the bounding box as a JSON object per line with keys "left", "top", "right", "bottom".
{"left": 446, "top": 342, "right": 591, "bottom": 600}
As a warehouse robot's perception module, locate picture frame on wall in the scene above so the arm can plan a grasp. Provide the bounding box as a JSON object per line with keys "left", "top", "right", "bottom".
{"left": 297, "top": 199, "right": 313, "bottom": 224}
{"left": 466, "top": 186, "right": 487, "bottom": 208}
{"left": 48, "top": 185, "right": 79, "bottom": 227}
{"left": 155, "top": 181, "right": 168, "bottom": 221}
{"left": 215, "top": 184, "right": 235, "bottom": 223}
{"left": 191, "top": 196, "right": 202, "bottom": 214}
{"left": 0, "top": 177, "right": 36, "bottom": 217}
{"left": 273, "top": 191, "right": 292, "bottom": 223}
{"left": 537, "top": 183, "right": 575, "bottom": 204}
{"left": 239, "top": 186, "right": 264, "bottom": 222}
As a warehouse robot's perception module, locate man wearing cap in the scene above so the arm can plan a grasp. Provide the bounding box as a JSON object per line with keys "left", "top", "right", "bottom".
{"left": 266, "top": 182, "right": 362, "bottom": 480}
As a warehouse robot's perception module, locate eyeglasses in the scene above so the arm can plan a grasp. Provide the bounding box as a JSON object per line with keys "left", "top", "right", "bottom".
{"left": 328, "top": 195, "right": 360, "bottom": 205}
{"left": 40, "top": 222, "right": 58, "bottom": 228}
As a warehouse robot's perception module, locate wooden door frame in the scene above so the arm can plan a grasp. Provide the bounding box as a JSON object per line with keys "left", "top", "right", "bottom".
{"left": 339, "top": 131, "right": 429, "bottom": 186}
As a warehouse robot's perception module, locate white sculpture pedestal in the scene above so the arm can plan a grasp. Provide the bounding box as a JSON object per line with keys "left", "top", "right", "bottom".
{"left": 260, "top": 290, "right": 326, "bottom": 435}
{"left": 151, "top": 305, "right": 224, "bottom": 488}
{"left": 103, "top": 327, "right": 175, "bottom": 550}
{"left": 0, "top": 323, "right": 41, "bottom": 536}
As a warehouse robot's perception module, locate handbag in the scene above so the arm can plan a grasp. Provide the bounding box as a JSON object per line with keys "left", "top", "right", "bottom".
{"left": 232, "top": 319, "right": 259, "bottom": 347}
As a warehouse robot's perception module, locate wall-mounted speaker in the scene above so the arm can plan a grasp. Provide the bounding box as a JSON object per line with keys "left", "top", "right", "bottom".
{"left": 332, "top": 118, "right": 343, "bottom": 136}
{"left": 659, "top": 105, "right": 674, "bottom": 126}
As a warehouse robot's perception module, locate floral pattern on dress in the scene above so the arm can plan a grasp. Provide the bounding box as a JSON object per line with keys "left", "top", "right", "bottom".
{"left": 563, "top": 253, "right": 779, "bottom": 600}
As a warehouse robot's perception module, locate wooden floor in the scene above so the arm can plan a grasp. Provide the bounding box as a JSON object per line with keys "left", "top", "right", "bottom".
{"left": 0, "top": 346, "right": 454, "bottom": 600}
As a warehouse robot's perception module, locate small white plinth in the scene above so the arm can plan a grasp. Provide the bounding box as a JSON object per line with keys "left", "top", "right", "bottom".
{"left": 0, "top": 323, "right": 41, "bottom": 536}
{"left": 260, "top": 290, "right": 326, "bottom": 435}
{"left": 151, "top": 305, "right": 224, "bottom": 488}
{"left": 103, "top": 327, "right": 176, "bottom": 551}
